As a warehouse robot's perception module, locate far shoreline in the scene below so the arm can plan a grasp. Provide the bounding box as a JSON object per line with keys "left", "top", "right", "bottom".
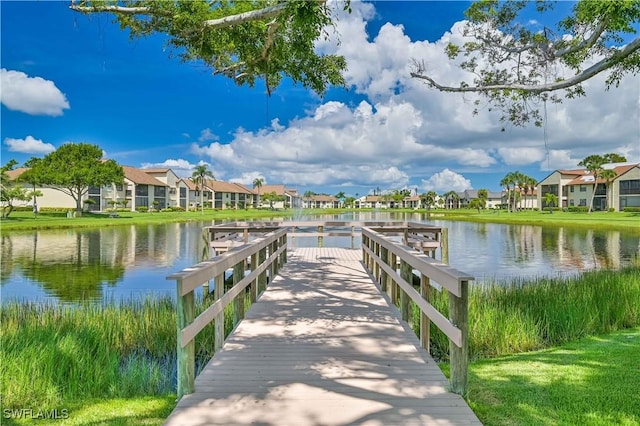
{"left": 1, "top": 207, "right": 639, "bottom": 234}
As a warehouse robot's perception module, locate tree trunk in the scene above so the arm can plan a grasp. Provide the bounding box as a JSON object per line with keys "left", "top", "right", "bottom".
{"left": 588, "top": 183, "right": 598, "bottom": 213}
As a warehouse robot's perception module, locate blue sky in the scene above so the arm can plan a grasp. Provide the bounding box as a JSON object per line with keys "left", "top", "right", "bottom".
{"left": 2, "top": 1, "right": 638, "bottom": 197}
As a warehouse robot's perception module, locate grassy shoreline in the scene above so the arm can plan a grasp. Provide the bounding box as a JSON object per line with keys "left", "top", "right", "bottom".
{"left": 2, "top": 266, "right": 639, "bottom": 425}
{"left": 2, "top": 208, "right": 639, "bottom": 233}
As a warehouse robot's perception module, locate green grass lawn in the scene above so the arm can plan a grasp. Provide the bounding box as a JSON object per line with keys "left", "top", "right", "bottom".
{"left": 2, "top": 208, "right": 639, "bottom": 233}
{"left": 466, "top": 327, "right": 640, "bottom": 426}
{"left": 4, "top": 328, "right": 637, "bottom": 425}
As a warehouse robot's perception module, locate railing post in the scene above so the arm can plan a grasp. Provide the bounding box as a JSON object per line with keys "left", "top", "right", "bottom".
{"left": 374, "top": 241, "right": 380, "bottom": 282}
{"left": 214, "top": 272, "right": 224, "bottom": 351}
{"left": 380, "top": 246, "right": 388, "bottom": 291}
{"left": 449, "top": 280, "right": 469, "bottom": 394}
{"left": 258, "top": 247, "right": 267, "bottom": 293}
{"left": 176, "top": 280, "right": 195, "bottom": 399}
{"left": 420, "top": 274, "right": 431, "bottom": 353}
{"left": 362, "top": 234, "right": 369, "bottom": 270}
{"left": 390, "top": 252, "right": 398, "bottom": 304}
{"left": 250, "top": 252, "right": 258, "bottom": 303}
{"left": 400, "top": 260, "right": 411, "bottom": 321}
{"left": 269, "top": 241, "right": 276, "bottom": 283}
{"left": 233, "top": 261, "right": 244, "bottom": 325}
{"left": 441, "top": 227, "right": 449, "bottom": 264}
{"left": 280, "top": 234, "right": 287, "bottom": 266}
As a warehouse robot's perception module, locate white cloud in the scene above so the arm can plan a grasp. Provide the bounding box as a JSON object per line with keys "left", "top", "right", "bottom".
{"left": 0, "top": 69, "right": 69, "bottom": 116}
{"left": 498, "top": 147, "right": 546, "bottom": 166}
{"left": 140, "top": 158, "right": 197, "bottom": 178}
{"left": 198, "top": 128, "right": 218, "bottom": 142}
{"left": 421, "top": 169, "right": 472, "bottom": 192}
{"left": 184, "top": 2, "right": 639, "bottom": 192}
{"left": 4, "top": 136, "right": 55, "bottom": 155}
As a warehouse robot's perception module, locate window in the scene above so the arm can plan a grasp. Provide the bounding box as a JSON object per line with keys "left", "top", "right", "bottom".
{"left": 541, "top": 184, "right": 558, "bottom": 196}
{"left": 570, "top": 186, "right": 574, "bottom": 193}
{"left": 116, "top": 184, "right": 123, "bottom": 191}
{"left": 180, "top": 187, "right": 186, "bottom": 198}
{"left": 569, "top": 199, "right": 575, "bottom": 206}
{"left": 135, "top": 185, "right": 148, "bottom": 196}
{"left": 169, "top": 188, "right": 176, "bottom": 195}
{"left": 620, "top": 179, "right": 640, "bottom": 195}
{"left": 154, "top": 186, "right": 166, "bottom": 197}
{"left": 579, "top": 199, "right": 587, "bottom": 206}
{"left": 580, "top": 185, "right": 587, "bottom": 192}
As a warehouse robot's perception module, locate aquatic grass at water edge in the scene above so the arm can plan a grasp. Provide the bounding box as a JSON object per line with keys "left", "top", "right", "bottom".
{"left": 0, "top": 296, "right": 238, "bottom": 409}
{"left": 414, "top": 266, "right": 640, "bottom": 360}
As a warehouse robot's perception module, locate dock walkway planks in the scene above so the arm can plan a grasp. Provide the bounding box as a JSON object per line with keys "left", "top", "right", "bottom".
{"left": 165, "top": 248, "right": 481, "bottom": 426}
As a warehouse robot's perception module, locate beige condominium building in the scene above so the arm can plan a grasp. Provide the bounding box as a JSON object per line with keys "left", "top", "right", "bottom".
{"left": 537, "top": 163, "right": 640, "bottom": 211}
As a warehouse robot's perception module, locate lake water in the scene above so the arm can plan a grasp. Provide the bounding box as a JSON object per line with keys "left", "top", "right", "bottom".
{"left": 1, "top": 212, "right": 638, "bottom": 304}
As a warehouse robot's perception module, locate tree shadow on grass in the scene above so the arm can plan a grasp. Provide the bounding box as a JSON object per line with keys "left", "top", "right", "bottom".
{"left": 466, "top": 328, "right": 640, "bottom": 425}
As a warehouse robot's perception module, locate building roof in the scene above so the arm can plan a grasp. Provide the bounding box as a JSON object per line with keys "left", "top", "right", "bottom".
{"left": 142, "top": 168, "right": 171, "bottom": 174}
{"left": 565, "top": 164, "right": 639, "bottom": 186}
{"left": 259, "top": 184, "right": 287, "bottom": 196}
{"left": 363, "top": 195, "right": 382, "bottom": 202}
{"left": 309, "top": 195, "right": 338, "bottom": 202}
{"left": 207, "top": 179, "right": 253, "bottom": 194}
{"left": 122, "top": 166, "right": 167, "bottom": 186}
{"left": 5, "top": 167, "right": 28, "bottom": 180}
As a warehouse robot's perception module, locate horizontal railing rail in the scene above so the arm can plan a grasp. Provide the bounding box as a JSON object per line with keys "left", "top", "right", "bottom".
{"left": 168, "top": 227, "right": 288, "bottom": 398}
{"left": 361, "top": 227, "right": 473, "bottom": 394}
{"left": 206, "top": 221, "right": 447, "bottom": 257}
{"left": 169, "top": 221, "right": 470, "bottom": 399}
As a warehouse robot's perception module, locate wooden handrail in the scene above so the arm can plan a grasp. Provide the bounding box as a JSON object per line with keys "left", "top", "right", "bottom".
{"left": 169, "top": 228, "right": 288, "bottom": 398}
{"left": 361, "top": 227, "right": 472, "bottom": 394}
{"left": 169, "top": 221, "right": 470, "bottom": 399}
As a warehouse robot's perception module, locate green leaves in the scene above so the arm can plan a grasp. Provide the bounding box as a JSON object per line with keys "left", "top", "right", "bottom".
{"left": 73, "top": 0, "right": 348, "bottom": 97}
{"left": 411, "top": 0, "right": 640, "bottom": 128}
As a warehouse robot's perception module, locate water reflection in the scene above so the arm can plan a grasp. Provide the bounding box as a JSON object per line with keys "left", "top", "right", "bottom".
{"left": 1, "top": 214, "right": 638, "bottom": 303}
{"left": 1, "top": 223, "right": 207, "bottom": 303}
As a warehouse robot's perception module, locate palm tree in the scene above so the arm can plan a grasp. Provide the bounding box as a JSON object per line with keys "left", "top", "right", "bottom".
{"left": 335, "top": 191, "right": 346, "bottom": 208}
{"left": 500, "top": 172, "right": 516, "bottom": 212}
{"left": 477, "top": 189, "right": 488, "bottom": 210}
{"left": 420, "top": 191, "right": 437, "bottom": 210}
{"left": 192, "top": 164, "right": 214, "bottom": 214}
{"left": 544, "top": 192, "right": 558, "bottom": 213}
{"left": 512, "top": 171, "right": 527, "bottom": 212}
{"left": 252, "top": 177, "right": 264, "bottom": 208}
{"left": 524, "top": 175, "right": 538, "bottom": 211}
{"left": 600, "top": 168, "right": 618, "bottom": 211}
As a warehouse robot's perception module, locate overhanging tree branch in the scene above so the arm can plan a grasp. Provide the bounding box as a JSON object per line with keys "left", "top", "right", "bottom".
{"left": 70, "top": 2, "right": 289, "bottom": 30}
{"left": 411, "top": 37, "right": 640, "bottom": 94}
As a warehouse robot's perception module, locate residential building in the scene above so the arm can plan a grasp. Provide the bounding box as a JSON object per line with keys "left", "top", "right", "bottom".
{"left": 355, "top": 195, "right": 389, "bottom": 209}
{"left": 537, "top": 163, "right": 640, "bottom": 211}
{"left": 207, "top": 180, "right": 254, "bottom": 209}
{"left": 257, "top": 185, "right": 301, "bottom": 209}
{"left": 303, "top": 194, "right": 339, "bottom": 209}
{"left": 458, "top": 190, "right": 506, "bottom": 209}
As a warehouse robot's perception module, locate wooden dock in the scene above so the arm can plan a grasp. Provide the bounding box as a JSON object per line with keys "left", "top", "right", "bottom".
{"left": 165, "top": 248, "right": 481, "bottom": 426}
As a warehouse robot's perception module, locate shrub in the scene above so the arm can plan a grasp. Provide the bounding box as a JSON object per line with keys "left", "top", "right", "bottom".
{"left": 567, "top": 206, "right": 589, "bottom": 213}
{"left": 137, "top": 206, "right": 149, "bottom": 213}
{"left": 623, "top": 207, "right": 640, "bottom": 212}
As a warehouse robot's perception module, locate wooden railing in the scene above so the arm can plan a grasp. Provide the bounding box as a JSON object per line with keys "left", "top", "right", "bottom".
{"left": 169, "top": 221, "right": 471, "bottom": 398}
{"left": 167, "top": 228, "right": 288, "bottom": 398}
{"left": 361, "top": 227, "right": 473, "bottom": 394}
{"left": 206, "top": 221, "right": 447, "bottom": 258}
